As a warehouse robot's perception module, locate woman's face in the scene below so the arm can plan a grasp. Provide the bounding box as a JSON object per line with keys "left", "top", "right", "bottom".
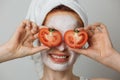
{"left": 41, "top": 11, "right": 83, "bottom": 71}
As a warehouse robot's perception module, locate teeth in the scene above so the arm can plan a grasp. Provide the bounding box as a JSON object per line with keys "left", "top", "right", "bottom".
{"left": 51, "top": 55, "right": 67, "bottom": 59}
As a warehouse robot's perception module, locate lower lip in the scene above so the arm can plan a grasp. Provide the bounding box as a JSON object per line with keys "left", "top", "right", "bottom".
{"left": 49, "top": 54, "right": 69, "bottom": 64}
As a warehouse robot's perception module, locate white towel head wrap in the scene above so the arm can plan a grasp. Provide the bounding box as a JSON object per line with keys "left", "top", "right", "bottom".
{"left": 26, "top": 0, "right": 88, "bottom": 26}
{"left": 26, "top": 0, "right": 88, "bottom": 79}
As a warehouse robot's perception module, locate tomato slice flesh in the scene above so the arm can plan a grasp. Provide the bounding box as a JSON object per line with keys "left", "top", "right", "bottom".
{"left": 38, "top": 28, "right": 62, "bottom": 47}
{"left": 64, "top": 30, "right": 88, "bottom": 48}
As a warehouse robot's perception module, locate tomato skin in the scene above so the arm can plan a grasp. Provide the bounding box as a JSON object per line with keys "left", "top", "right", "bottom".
{"left": 64, "top": 29, "right": 88, "bottom": 48}
{"left": 38, "top": 28, "right": 62, "bottom": 47}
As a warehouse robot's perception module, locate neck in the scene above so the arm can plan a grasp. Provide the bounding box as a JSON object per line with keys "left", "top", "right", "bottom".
{"left": 41, "top": 65, "right": 79, "bottom": 80}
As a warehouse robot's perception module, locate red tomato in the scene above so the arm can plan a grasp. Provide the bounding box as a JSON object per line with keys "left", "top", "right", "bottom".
{"left": 64, "top": 28, "right": 88, "bottom": 48}
{"left": 38, "top": 28, "right": 62, "bottom": 47}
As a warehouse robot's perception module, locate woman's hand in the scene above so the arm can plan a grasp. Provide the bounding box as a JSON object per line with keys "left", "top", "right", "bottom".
{"left": 70, "top": 23, "right": 115, "bottom": 64}
{"left": 70, "top": 23, "right": 120, "bottom": 72}
{"left": 0, "top": 20, "right": 49, "bottom": 62}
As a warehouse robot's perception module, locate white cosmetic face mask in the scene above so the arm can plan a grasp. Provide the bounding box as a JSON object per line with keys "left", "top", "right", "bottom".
{"left": 41, "top": 13, "right": 80, "bottom": 71}
{"left": 46, "top": 14, "right": 78, "bottom": 35}
{"left": 41, "top": 50, "right": 79, "bottom": 71}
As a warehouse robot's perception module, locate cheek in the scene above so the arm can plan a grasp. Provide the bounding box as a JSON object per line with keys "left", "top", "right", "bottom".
{"left": 69, "top": 50, "right": 79, "bottom": 63}
{"left": 41, "top": 48, "right": 50, "bottom": 58}
{"left": 41, "top": 50, "right": 48, "bottom": 63}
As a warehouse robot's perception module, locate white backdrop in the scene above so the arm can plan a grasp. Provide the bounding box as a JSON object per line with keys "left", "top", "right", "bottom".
{"left": 0, "top": 0, "right": 120, "bottom": 80}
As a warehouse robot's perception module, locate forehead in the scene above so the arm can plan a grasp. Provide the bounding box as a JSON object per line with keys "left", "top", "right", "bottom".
{"left": 43, "top": 11, "right": 84, "bottom": 33}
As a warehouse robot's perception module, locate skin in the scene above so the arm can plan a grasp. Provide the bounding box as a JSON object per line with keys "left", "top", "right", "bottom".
{"left": 0, "top": 20, "right": 49, "bottom": 63}
{"left": 41, "top": 11, "right": 82, "bottom": 80}
{"left": 70, "top": 23, "right": 120, "bottom": 73}
{"left": 0, "top": 9, "right": 119, "bottom": 80}
{"left": 41, "top": 11, "right": 111, "bottom": 80}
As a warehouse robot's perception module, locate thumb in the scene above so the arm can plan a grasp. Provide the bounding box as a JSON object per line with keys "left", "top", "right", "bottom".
{"left": 69, "top": 48, "right": 88, "bottom": 56}
{"left": 30, "top": 46, "right": 50, "bottom": 55}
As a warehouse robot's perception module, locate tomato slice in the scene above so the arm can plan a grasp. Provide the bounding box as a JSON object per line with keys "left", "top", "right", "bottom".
{"left": 38, "top": 28, "right": 62, "bottom": 47}
{"left": 64, "top": 28, "right": 88, "bottom": 48}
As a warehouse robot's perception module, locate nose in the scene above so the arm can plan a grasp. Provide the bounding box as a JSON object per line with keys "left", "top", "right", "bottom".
{"left": 56, "top": 42, "right": 66, "bottom": 51}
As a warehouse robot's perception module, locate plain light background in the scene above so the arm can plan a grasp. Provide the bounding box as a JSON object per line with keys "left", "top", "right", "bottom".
{"left": 0, "top": 0, "right": 120, "bottom": 80}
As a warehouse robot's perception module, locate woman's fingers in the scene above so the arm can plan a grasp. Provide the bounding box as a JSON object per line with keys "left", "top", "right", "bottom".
{"left": 31, "top": 22, "right": 39, "bottom": 34}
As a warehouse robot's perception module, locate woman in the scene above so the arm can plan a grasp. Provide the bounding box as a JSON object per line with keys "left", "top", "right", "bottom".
{"left": 26, "top": 0, "right": 111, "bottom": 80}
{"left": 0, "top": 0, "right": 119, "bottom": 79}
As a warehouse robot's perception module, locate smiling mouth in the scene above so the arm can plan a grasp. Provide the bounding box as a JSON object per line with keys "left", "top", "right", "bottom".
{"left": 48, "top": 53, "right": 69, "bottom": 64}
